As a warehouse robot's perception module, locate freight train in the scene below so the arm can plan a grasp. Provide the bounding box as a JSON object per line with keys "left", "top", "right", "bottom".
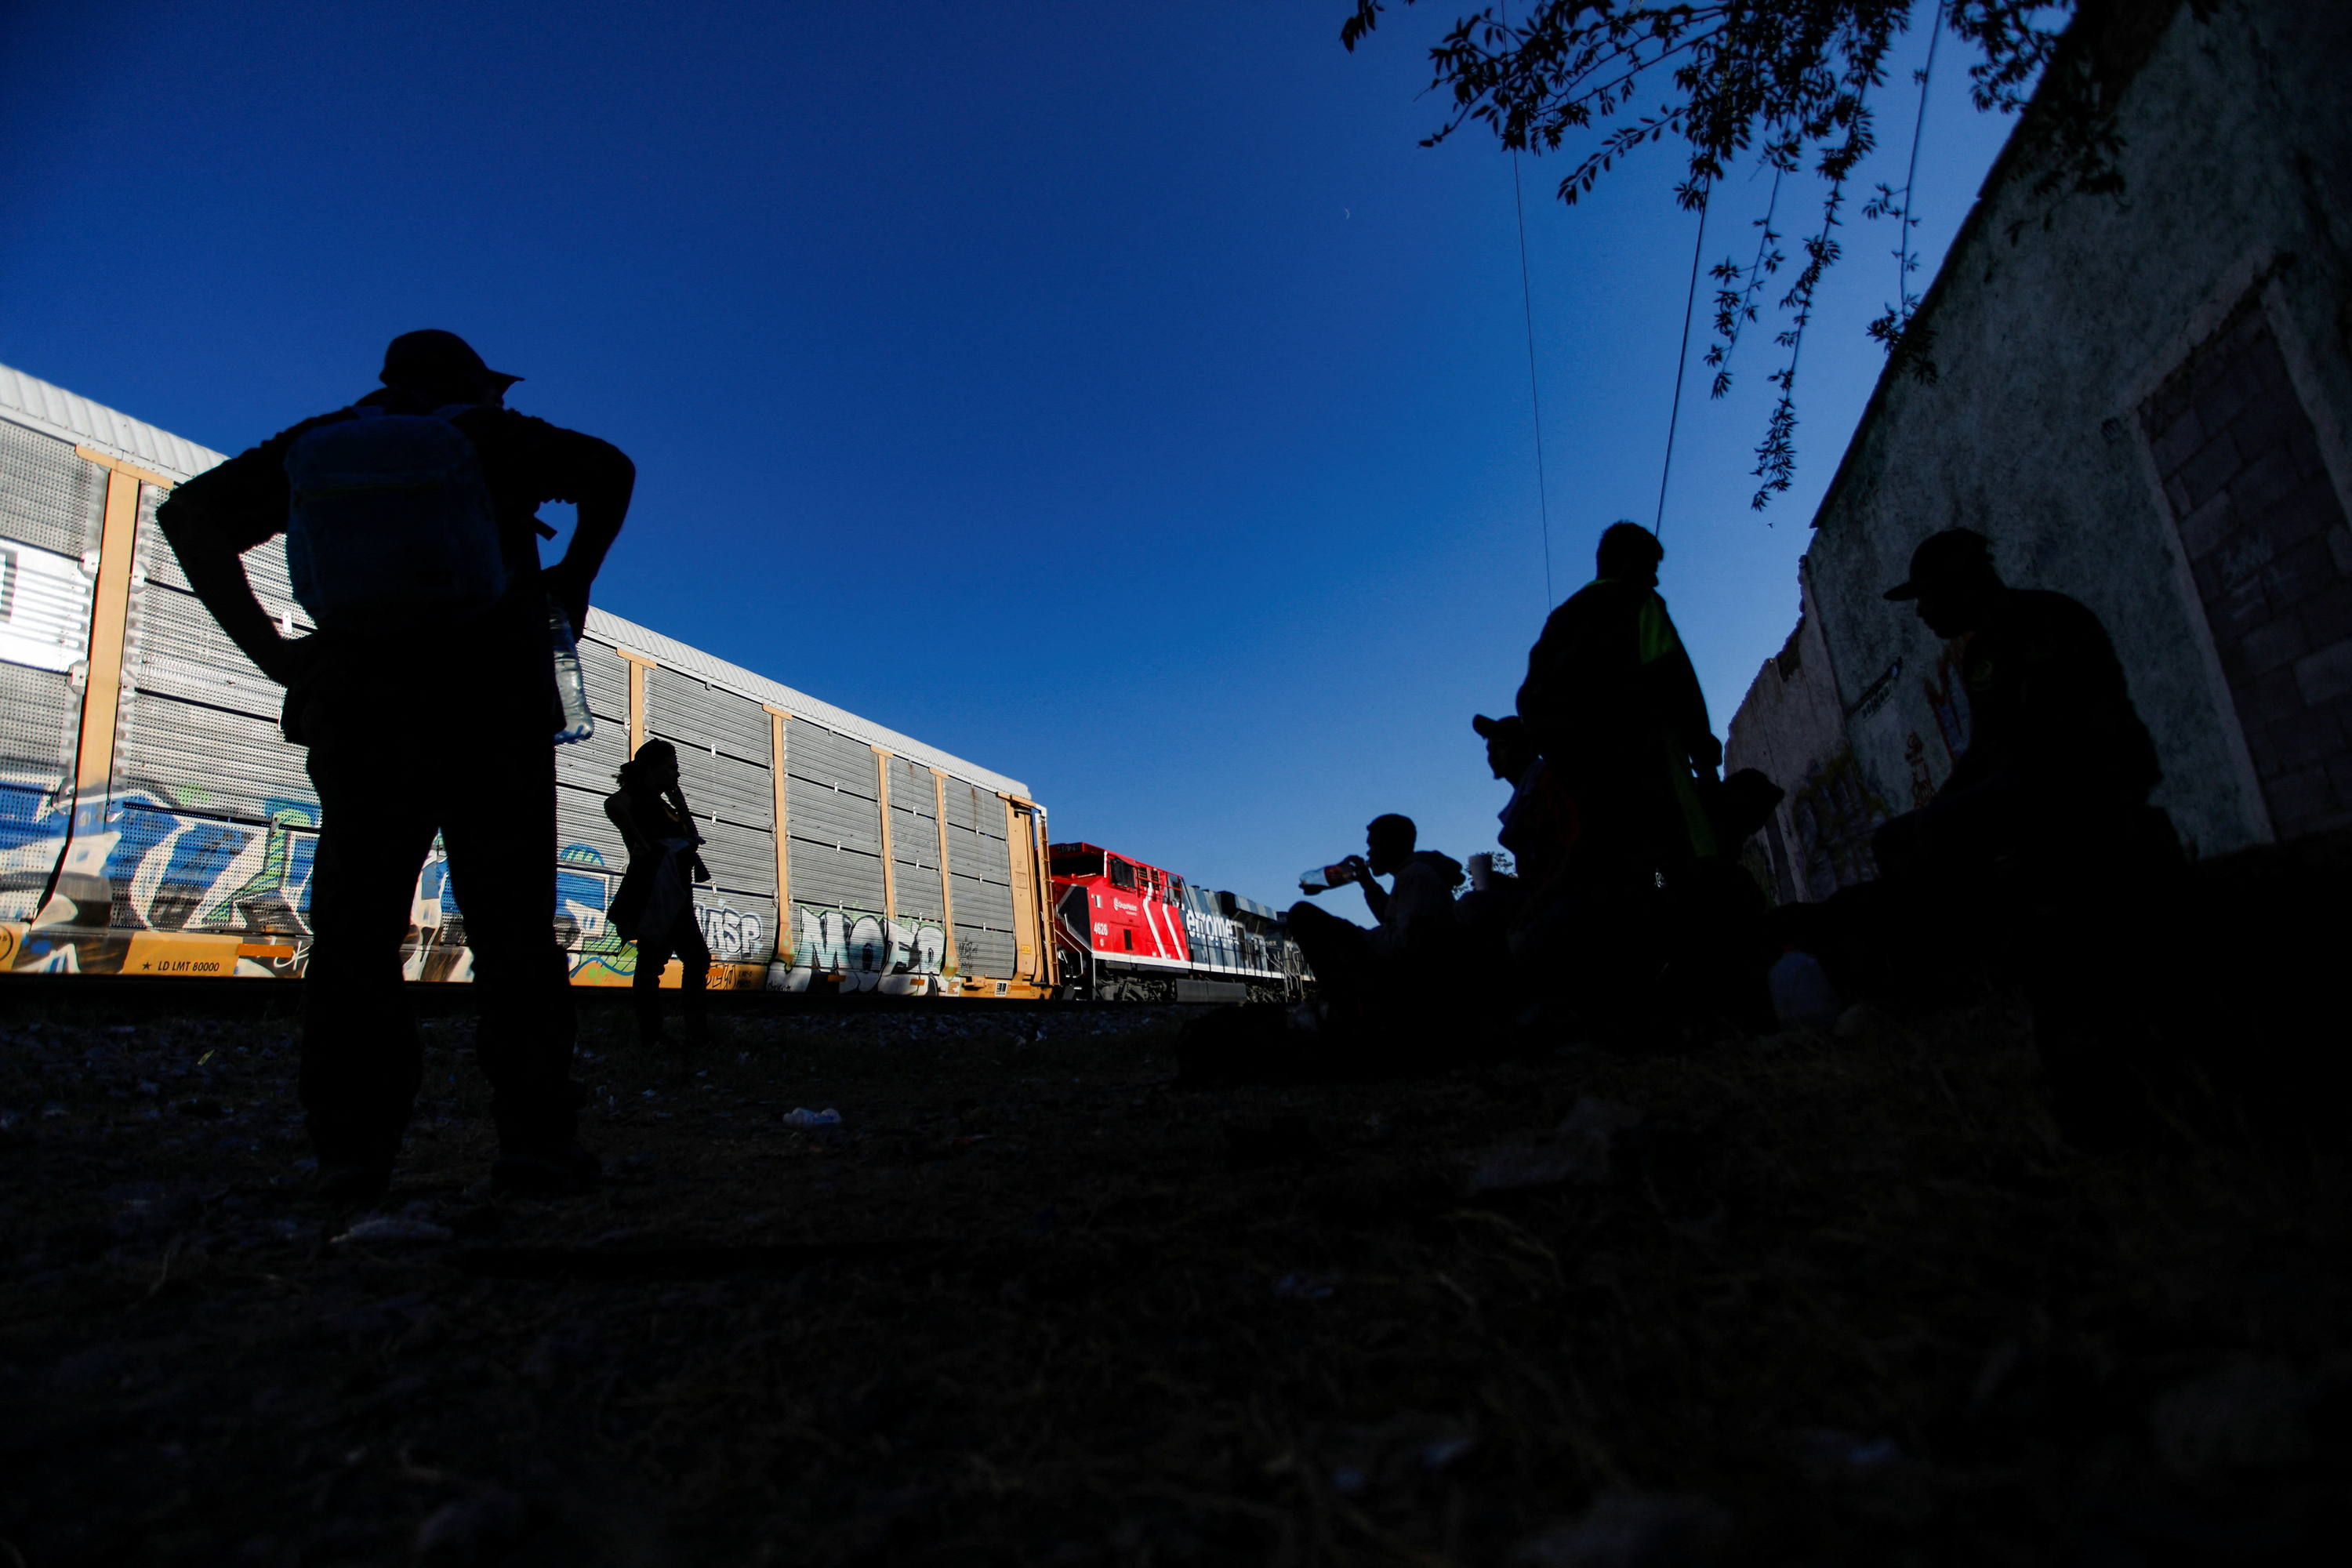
{"left": 0, "top": 361, "right": 1054, "bottom": 996}
{"left": 1047, "top": 842, "right": 1309, "bottom": 1004}
{"left": 0, "top": 360, "right": 1309, "bottom": 1002}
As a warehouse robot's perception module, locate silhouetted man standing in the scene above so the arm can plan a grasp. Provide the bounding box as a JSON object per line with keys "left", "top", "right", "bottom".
{"left": 158, "top": 330, "right": 634, "bottom": 1202}
{"left": 1871, "top": 528, "right": 2161, "bottom": 884}
{"left": 1516, "top": 522, "right": 1722, "bottom": 884}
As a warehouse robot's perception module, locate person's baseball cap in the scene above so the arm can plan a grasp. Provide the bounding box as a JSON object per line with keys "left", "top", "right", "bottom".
{"left": 379, "top": 329, "right": 521, "bottom": 391}
{"left": 1472, "top": 713, "right": 1526, "bottom": 744}
{"left": 1884, "top": 528, "right": 1994, "bottom": 601}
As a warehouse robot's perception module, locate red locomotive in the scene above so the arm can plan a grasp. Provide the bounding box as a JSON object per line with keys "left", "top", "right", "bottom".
{"left": 1047, "top": 842, "right": 1310, "bottom": 1004}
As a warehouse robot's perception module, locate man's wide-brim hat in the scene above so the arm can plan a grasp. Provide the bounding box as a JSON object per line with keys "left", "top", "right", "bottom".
{"left": 1885, "top": 528, "right": 1994, "bottom": 601}
{"left": 380, "top": 329, "right": 521, "bottom": 391}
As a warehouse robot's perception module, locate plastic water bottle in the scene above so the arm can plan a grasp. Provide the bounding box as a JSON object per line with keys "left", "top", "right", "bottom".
{"left": 548, "top": 606, "right": 594, "bottom": 745}
{"left": 1298, "top": 859, "right": 1363, "bottom": 895}
{"left": 1767, "top": 948, "right": 1844, "bottom": 1031}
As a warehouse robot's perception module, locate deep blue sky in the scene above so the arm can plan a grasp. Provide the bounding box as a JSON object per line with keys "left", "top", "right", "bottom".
{"left": 2, "top": 1, "right": 2021, "bottom": 911}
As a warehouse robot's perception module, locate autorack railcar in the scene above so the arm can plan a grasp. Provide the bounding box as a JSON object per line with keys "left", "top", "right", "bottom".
{"left": 0, "top": 361, "right": 1054, "bottom": 996}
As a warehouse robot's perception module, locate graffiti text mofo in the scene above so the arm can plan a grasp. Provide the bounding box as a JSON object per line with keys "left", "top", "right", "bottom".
{"left": 771, "top": 905, "right": 952, "bottom": 993}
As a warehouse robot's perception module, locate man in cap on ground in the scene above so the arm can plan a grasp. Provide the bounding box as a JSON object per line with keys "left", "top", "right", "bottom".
{"left": 1870, "top": 528, "right": 2163, "bottom": 887}
{"left": 158, "top": 329, "right": 636, "bottom": 1202}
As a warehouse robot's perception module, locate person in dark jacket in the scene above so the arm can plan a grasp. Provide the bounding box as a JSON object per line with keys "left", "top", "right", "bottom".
{"left": 604, "top": 739, "right": 712, "bottom": 1047}
{"left": 1516, "top": 522, "right": 1722, "bottom": 886}
{"left": 156, "top": 329, "right": 634, "bottom": 1203}
{"left": 1870, "top": 528, "right": 2164, "bottom": 885}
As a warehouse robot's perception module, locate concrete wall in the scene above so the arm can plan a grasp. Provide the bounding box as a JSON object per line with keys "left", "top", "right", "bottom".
{"left": 1728, "top": 0, "right": 2352, "bottom": 894}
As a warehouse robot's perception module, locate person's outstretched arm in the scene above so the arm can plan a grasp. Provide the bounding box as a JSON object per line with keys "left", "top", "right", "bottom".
{"left": 1356, "top": 862, "right": 1390, "bottom": 922}
{"left": 541, "top": 439, "right": 635, "bottom": 633}
{"left": 154, "top": 439, "right": 313, "bottom": 685}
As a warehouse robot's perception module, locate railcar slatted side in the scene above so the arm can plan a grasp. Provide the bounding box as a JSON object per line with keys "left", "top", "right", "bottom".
{"left": 885, "top": 755, "right": 943, "bottom": 922}
{"left": 953, "top": 923, "right": 1015, "bottom": 978}
{"left": 892, "top": 858, "right": 946, "bottom": 923}
{"left": 648, "top": 667, "right": 770, "bottom": 764}
{"left": 786, "top": 777, "right": 882, "bottom": 856}
{"left": 786, "top": 841, "right": 887, "bottom": 916}
{"left": 553, "top": 711, "right": 627, "bottom": 803}
{"left": 128, "top": 584, "right": 285, "bottom": 719}
{"left": 114, "top": 695, "right": 316, "bottom": 829}
{"left": 694, "top": 816, "right": 774, "bottom": 900}
{"left": 938, "top": 778, "right": 996, "bottom": 838}
{"left": 0, "top": 417, "right": 104, "bottom": 557}
{"left": 555, "top": 782, "right": 630, "bottom": 873}
{"left": 785, "top": 720, "right": 877, "bottom": 797}
{"left": 2, "top": 419, "right": 103, "bottom": 918}
{"left": 949, "top": 815, "right": 1018, "bottom": 978}
{"left": 577, "top": 639, "right": 629, "bottom": 726}
{"left": 0, "top": 665, "right": 76, "bottom": 921}
{"left": 666, "top": 744, "right": 772, "bottom": 834}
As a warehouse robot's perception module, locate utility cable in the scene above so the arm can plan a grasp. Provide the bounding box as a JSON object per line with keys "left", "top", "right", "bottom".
{"left": 1896, "top": 5, "right": 1946, "bottom": 307}
{"left": 1510, "top": 140, "right": 1554, "bottom": 608}
{"left": 1501, "top": 0, "right": 1554, "bottom": 608}
{"left": 1653, "top": 180, "right": 1711, "bottom": 539}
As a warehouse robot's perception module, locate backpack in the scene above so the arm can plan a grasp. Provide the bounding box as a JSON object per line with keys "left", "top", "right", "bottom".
{"left": 284, "top": 405, "right": 511, "bottom": 630}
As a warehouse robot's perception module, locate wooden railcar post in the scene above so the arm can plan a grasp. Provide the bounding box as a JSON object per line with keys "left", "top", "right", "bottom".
{"left": 765, "top": 705, "right": 791, "bottom": 965}
{"left": 931, "top": 768, "right": 956, "bottom": 981}
{"left": 872, "top": 747, "right": 895, "bottom": 922}
{"left": 616, "top": 648, "right": 658, "bottom": 759}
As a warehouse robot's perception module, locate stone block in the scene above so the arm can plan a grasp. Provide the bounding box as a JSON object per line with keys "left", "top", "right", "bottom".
{"left": 2231, "top": 443, "right": 2303, "bottom": 527}
{"left": 2260, "top": 476, "right": 2351, "bottom": 558}
{"left": 2299, "top": 580, "right": 2352, "bottom": 648}
{"left": 2213, "top": 521, "right": 2278, "bottom": 586}
{"left": 2287, "top": 421, "right": 2327, "bottom": 482}
{"left": 2239, "top": 615, "right": 2310, "bottom": 677}
{"left": 2265, "top": 535, "right": 2338, "bottom": 608}
{"left": 2176, "top": 432, "right": 2245, "bottom": 512}
{"left": 2226, "top": 379, "right": 2309, "bottom": 461}
{"left": 2213, "top": 574, "right": 2273, "bottom": 641}
{"left": 2259, "top": 702, "right": 2343, "bottom": 771}
{"left": 2176, "top": 488, "right": 2236, "bottom": 561}
{"left": 2294, "top": 636, "right": 2352, "bottom": 706}
{"left": 2194, "top": 343, "right": 2269, "bottom": 439}
{"left": 2241, "top": 664, "right": 2307, "bottom": 731}
{"left": 2260, "top": 763, "right": 2334, "bottom": 835}
{"left": 2147, "top": 409, "right": 2204, "bottom": 477}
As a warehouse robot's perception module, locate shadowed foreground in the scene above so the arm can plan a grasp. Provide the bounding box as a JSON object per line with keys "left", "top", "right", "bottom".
{"left": 2, "top": 993, "right": 2344, "bottom": 1565}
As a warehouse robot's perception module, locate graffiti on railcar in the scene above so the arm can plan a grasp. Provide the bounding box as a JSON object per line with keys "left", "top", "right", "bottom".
{"left": 1, "top": 779, "right": 328, "bottom": 975}
{"left": 0, "top": 775, "right": 68, "bottom": 924}
{"left": 771, "top": 903, "right": 952, "bottom": 991}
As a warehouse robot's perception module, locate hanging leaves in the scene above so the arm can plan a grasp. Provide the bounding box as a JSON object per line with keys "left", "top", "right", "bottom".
{"left": 1341, "top": 1, "right": 2123, "bottom": 511}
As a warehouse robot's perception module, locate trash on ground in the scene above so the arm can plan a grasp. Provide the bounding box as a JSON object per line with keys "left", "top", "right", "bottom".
{"left": 780, "top": 1107, "right": 842, "bottom": 1128}
{"left": 1768, "top": 948, "right": 1844, "bottom": 1031}
{"left": 1464, "top": 1095, "right": 1641, "bottom": 1195}
{"left": 333, "top": 1217, "right": 456, "bottom": 1245}
{"left": 1506, "top": 1491, "right": 1730, "bottom": 1567}
{"left": 2151, "top": 1359, "right": 2316, "bottom": 1478}
{"left": 414, "top": 1490, "right": 528, "bottom": 1558}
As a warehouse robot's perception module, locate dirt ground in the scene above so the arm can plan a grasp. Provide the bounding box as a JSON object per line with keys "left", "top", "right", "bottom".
{"left": 1, "top": 985, "right": 2345, "bottom": 1566}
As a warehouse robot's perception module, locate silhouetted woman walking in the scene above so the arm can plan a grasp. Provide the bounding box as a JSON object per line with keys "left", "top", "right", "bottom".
{"left": 604, "top": 739, "right": 711, "bottom": 1046}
